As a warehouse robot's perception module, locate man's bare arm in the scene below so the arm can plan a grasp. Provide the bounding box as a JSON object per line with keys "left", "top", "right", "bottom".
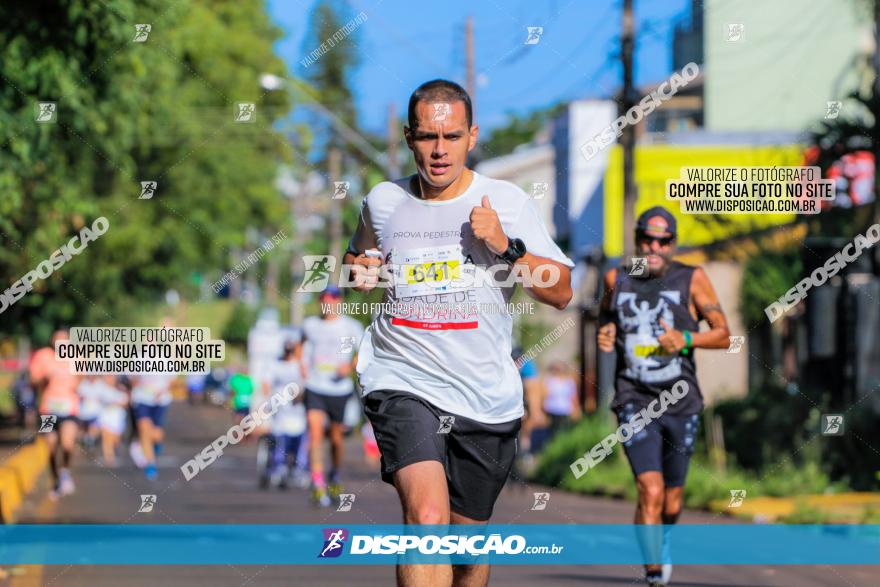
{"left": 517, "top": 253, "right": 572, "bottom": 310}
{"left": 597, "top": 269, "right": 617, "bottom": 353}
{"left": 690, "top": 267, "right": 730, "bottom": 349}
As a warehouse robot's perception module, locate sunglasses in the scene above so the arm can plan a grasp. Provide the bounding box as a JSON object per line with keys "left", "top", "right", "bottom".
{"left": 636, "top": 232, "right": 674, "bottom": 246}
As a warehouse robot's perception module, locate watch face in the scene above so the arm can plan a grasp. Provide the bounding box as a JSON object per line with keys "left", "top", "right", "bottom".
{"left": 501, "top": 238, "right": 526, "bottom": 263}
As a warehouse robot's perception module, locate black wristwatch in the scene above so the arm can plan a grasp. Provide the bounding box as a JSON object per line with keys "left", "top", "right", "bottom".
{"left": 498, "top": 237, "right": 527, "bottom": 264}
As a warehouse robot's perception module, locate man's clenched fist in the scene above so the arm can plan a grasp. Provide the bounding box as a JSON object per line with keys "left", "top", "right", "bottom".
{"left": 657, "top": 319, "right": 685, "bottom": 354}
{"left": 597, "top": 322, "right": 616, "bottom": 353}
{"left": 470, "top": 195, "right": 508, "bottom": 254}
{"left": 350, "top": 250, "right": 382, "bottom": 292}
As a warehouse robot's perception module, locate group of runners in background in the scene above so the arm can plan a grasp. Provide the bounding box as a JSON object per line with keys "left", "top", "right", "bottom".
{"left": 14, "top": 295, "right": 370, "bottom": 510}
{"left": 22, "top": 328, "right": 175, "bottom": 496}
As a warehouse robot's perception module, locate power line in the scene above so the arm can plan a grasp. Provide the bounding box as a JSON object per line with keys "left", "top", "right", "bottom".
{"left": 481, "top": 1, "right": 618, "bottom": 107}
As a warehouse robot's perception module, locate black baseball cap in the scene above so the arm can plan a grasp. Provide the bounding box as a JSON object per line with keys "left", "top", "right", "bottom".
{"left": 635, "top": 206, "right": 677, "bottom": 238}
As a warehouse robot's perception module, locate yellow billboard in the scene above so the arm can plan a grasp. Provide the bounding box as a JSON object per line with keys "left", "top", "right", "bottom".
{"left": 603, "top": 144, "right": 805, "bottom": 257}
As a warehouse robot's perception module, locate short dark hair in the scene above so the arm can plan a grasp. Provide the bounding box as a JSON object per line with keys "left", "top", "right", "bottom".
{"left": 407, "top": 79, "right": 473, "bottom": 129}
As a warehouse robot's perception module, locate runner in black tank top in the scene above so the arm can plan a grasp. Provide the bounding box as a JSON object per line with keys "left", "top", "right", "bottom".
{"left": 612, "top": 260, "right": 703, "bottom": 416}
{"left": 597, "top": 207, "right": 731, "bottom": 587}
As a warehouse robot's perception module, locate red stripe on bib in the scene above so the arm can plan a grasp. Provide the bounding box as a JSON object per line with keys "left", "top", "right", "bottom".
{"left": 391, "top": 317, "right": 478, "bottom": 330}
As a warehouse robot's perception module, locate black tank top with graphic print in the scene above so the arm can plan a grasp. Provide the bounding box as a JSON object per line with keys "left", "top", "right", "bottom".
{"left": 611, "top": 261, "right": 703, "bottom": 415}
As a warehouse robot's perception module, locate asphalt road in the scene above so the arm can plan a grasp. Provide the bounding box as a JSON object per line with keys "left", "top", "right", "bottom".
{"left": 6, "top": 401, "right": 876, "bottom": 586}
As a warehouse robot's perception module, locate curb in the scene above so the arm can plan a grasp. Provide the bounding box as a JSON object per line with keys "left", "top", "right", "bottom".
{"left": 0, "top": 437, "right": 49, "bottom": 523}
{"left": 709, "top": 492, "right": 880, "bottom": 522}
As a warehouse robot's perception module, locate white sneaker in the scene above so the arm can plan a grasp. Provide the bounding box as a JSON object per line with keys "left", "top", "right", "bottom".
{"left": 58, "top": 469, "right": 76, "bottom": 496}
{"left": 270, "top": 469, "right": 285, "bottom": 488}
{"left": 292, "top": 468, "right": 311, "bottom": 489}
{"left": 129, "top": 441, "right": 147, "bottom": 469}
{"left": 661, "top": 526, "right": 672, "bottom": 583}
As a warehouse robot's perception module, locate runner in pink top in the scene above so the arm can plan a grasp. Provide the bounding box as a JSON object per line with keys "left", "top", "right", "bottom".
{"left": 29, "top": 329, "right": 81, "bottom": 499}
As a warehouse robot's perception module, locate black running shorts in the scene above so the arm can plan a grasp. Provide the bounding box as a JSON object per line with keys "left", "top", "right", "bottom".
{"left": 614, "top": 402, "right": 700, "bottom": 487}
{"left": 363, "top": 389, "right": 521, "bottom": 521}
{"left": 304, "top": 389, "right": 351, "bottom": 424}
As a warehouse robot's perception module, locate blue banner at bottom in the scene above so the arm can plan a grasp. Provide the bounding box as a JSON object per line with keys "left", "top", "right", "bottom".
{"left": 1, "top": 524, "right": 878, "bottom": 565}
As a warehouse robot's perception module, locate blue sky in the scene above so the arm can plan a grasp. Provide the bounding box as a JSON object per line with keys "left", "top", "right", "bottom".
{"left": 268, "top": 0, "right": 692, "bottom": 134}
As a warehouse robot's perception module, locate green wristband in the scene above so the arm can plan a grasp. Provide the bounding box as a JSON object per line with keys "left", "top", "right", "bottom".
{"left": 682, "top": 330, "right": 692, "bottom": 355}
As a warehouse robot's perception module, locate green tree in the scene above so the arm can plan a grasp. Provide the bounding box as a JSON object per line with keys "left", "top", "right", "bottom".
{"left": 472, "top": 103, "right": 565, "bottom": 163}
{"left": 297, "top": 0, "right": 372, "bottom": 268}
{"left": 299, "top": 0, "right": 361, "bottom": 148}
{"left": 0, "top": 0, "right": 294, "bottom": 339}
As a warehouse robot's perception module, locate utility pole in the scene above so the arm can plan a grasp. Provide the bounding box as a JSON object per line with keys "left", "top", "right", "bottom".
{"left": 873, "top": 0, "right": 880, "bottom": 227}
{"left": 387, "top": 103, "right": 400, "bottom": 179}
{"left": 229, "top": 247, "right": 241, "bottom": 301}
{"left": 466, "top": 15, "right": 475, "bottom": 110}
{"left": 621, "top": 0, "right": 637, "bottom": 258}
{"left": 328, "top": 148, "right": 343, "bottom": 259}
{"left": 289, "top": 190, "right": 301, "bottom": 325}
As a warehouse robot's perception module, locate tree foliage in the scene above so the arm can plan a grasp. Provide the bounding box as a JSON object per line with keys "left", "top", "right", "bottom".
{"left": 472, "top": 103, "right": 565, "bottom": 163}
{"left": 299, "top": 0, "right": 360, "bottom": 152}
{"left": 0, "top": 0, "right": 293, "bottom": 341}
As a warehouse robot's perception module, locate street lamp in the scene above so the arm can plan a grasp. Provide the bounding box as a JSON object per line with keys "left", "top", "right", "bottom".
{"left": 259, "top": 73, "right": 284, "bottom": 91}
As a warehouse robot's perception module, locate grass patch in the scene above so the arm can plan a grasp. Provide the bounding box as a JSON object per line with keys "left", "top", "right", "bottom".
{"left": 0, "top": 379, "right": 16, "bottom": 417}
{"left": 531, "top": 414, "right": 847, "bottom": 516}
